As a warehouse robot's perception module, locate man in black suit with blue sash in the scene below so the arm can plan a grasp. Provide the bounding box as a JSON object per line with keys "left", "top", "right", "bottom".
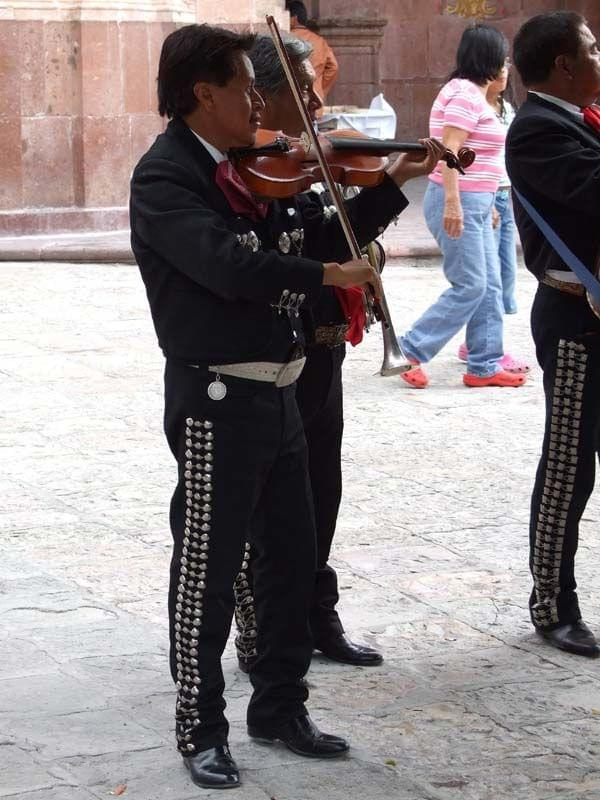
{"left": 506, "top": 11, "right": 600, "bottom": 657}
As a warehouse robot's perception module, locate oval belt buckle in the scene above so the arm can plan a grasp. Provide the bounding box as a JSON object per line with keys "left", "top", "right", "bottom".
{"left": 208, "top": 373, "right": 227, "bottom": 401}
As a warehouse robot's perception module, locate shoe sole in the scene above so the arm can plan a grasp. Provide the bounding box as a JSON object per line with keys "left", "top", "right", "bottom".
{"left": 248, "top": 734, "right": 349, "bottom": 759}
{"left": 463, "top": 375, "right": 526, "bottom": 388}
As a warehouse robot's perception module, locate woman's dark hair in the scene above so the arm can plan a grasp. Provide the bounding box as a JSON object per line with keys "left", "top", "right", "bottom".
{"left": 513, "top": 11, "right": 585, "bottom": 86}
{"left": 250, "top": 35, "right": 313, "bottom": 96}
{"left": 448, "top": 24, "right": 509, "bottom": 86}
{"left": 498, "top": 74, "right": 519, "bottom": 121}
{"left": 286, "top": 1, "right": 319, "bottom": 32}
{"left": 157, "top": 24, "right": 256, "bottom": 118}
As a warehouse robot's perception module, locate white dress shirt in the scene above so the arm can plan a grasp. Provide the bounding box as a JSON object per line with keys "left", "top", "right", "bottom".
{"left": 189, "top": 128, "right": 228, "bottom": 163}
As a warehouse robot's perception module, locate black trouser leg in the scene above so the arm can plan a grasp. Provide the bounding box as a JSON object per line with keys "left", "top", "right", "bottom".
{"left": 164, "top": 364, "right": 315, "bottom": 753}
{"left": 299, "top": 346, "right": 345, "bottom": 640}
{"left": 247, "top": 386, "right": 316, "bottom": 728}
{"left": 234, "top": 345, "right": 346, "bottom": 663}
{"left": 529, "top": 286, "right": 600, "bottom": 629}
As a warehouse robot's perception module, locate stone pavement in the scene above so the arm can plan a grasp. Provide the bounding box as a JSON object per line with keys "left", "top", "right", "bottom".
{"left": 1, "top": 258, "right": 600, "bottom": 800}
{"left": 0, "top": 179, "right": 437, "bottom": 264}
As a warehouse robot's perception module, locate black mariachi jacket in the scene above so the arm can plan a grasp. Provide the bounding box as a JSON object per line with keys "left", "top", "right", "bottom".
{"left": 130, "top": 118, "right": 408, "bottom": 364}
{"left": 506, "top": 93, "right": 600, "bottom": 280}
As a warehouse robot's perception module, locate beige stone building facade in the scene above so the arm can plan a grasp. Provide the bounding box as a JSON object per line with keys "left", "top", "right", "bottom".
{"left": 1, "top": 0, "right": 598, "bottom": 235}
{"left": 0, "top": 0, "right": 289, "bottom": 234}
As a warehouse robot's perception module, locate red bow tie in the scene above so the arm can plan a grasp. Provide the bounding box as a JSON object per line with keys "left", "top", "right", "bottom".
{"left": 582, "top": 105, "right": 600, "bottom": 133}
{"left": 215, "top": 160, "right": 269, "bottom": 222}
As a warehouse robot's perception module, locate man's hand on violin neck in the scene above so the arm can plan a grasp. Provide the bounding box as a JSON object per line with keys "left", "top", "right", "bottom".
{"left": 387, "top": 137, "right": 447, "bottom": 187}
{"left": 322, "top": 259, "right": 383, "bottom": 300}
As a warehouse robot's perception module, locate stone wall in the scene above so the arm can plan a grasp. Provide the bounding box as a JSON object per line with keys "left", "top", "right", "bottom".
{"left": 2, "top": 0, "right": 598, "bottom": 235}
{"left": 316, "top": 0, "right": 600, "bottom": 140}
{"left": 0, "top": 0, "right": 287, "bottom": 234}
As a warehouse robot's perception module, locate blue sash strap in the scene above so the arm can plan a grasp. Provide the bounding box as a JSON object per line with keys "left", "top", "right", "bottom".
{"left": 512, "top": 187, "right": 600, "bottom": 304}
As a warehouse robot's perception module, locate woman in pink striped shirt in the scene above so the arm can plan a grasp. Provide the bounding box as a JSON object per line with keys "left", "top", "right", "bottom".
{"left": 398, "top": 25, "right": 526, "bottom": 389}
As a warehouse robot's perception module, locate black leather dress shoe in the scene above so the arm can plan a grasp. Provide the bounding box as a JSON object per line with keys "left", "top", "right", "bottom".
{"left": 314, "top": 633, "right": 383, "bottom": 666}
{"left": 248, "top": 714, "right": 349, "bottom": 758}
{"left": 183, "top": 745, "right": 240, "bottom": 789}
{"left": 537, "top": 620, "right": 600, "bottom": 658}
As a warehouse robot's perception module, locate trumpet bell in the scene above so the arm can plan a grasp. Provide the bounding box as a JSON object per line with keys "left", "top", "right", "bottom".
{"left": 377, "top": 291, "right": 411, "bottom": 376}
{"left": 380, "top": 341, "right": 412, "bottom": 376}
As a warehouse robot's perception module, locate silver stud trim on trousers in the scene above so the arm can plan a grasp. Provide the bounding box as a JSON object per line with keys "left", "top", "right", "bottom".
{"left": 175, "top": 417, "right": 214, "bottom": 754}
{"left": 234, "top": 542, "right": 258, "bottom": 665}
{"left": 531, "top": 340, "right": 586, "bottom": 628}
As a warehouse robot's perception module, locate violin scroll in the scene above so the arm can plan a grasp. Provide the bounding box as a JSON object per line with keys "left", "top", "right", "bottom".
{"left": 443, "top": 146, "right": 476, "bottom": 175}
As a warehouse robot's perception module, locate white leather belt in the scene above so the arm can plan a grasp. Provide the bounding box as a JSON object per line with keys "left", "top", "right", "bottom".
{"left": 208, "top": 358, "right": 306, "bottom": 387}
{"left": 546, "top": 268, "right": 581, "bottom": 285}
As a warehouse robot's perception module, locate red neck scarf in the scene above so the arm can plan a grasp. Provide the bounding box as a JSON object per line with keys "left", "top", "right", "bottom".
{"left": 215, "top": 160, "right": 269, "bottom": 222}
{"left": 582, "top": 104, "right": 600, "bottom": 134}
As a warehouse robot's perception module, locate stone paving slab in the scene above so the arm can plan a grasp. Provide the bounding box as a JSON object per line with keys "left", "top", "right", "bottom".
{"left": 1, "top": 259, "right": 599, "bottom": 800}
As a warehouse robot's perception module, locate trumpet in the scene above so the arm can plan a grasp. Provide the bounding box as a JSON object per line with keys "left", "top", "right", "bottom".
{"left": 342, "top": 186, "right": 411, "bottom": 376}
{"left": 365, "top": 240, "right": 412, "bottom": 376}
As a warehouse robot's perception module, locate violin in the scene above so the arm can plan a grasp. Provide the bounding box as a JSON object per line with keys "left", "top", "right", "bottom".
{"left": 231, "top": 127, "right": 476, "bottom": 200}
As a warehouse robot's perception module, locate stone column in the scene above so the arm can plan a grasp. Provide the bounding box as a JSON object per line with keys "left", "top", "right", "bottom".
{"left": 0, "top": 0, "right": 286, "bottom": 235}
{"left": 316, "top": 17, "right": 388, "bottom": 108}
{"left": 196, "top": 0, "right": 288, "bottom": 31}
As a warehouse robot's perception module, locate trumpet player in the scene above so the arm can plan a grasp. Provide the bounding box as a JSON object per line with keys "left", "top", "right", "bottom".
{"left": 507, "top": 12, "right": 600, "bottom": 657}
{"left": 234, "top": 33, "right": 446, "bottom": 672}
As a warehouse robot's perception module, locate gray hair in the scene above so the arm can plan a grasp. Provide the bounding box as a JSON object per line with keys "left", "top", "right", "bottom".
{"left": 249, "top": 34, "right": 313, "bottom": 95}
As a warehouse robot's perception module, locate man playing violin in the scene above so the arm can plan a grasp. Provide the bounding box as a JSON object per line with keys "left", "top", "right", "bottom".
{"left": 507, "top": 12, "right": 600, "bottom": 658}
{"left": 129, "top": 22, "right": 433, "bottom": 791}
{"left": 233, "top": 32, "right": 447, "bottom": 672}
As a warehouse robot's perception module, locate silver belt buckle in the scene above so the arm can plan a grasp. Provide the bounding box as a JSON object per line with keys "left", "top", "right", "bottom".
{"left": 275, "top": 356, "right": 306, "bottom": 387}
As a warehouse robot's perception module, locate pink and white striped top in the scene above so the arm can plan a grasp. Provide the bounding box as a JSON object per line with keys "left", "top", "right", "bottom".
{"left": 428, "top": 78, "right": 505, "bottom": 193}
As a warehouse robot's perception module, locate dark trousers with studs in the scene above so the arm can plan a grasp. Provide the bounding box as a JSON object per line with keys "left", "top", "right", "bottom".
{"left": 235, "top": 343, "right": 346, "bottom": 665}
{"left": 163, "top": 362, "right": 317, "bottom": 754}
{"left": 529, "top": 285, "right": 600, "bottom": 630}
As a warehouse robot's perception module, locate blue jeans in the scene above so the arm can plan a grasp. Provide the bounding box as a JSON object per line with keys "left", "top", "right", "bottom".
{"left": 400, "top": 182, "right": 504, "bottom": 377}
{"left": 494, "top": 188, "right": 518, "bottom": 314}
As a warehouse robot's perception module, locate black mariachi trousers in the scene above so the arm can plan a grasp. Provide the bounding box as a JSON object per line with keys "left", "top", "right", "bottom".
{"left": 529, "top": 284, "right": 600, "bottom": 630}
{"left": 235, "top": 343, "right": 346, "bottom": 666}
{"left": 163, "top": 362, "right": 316, "bottom": 754}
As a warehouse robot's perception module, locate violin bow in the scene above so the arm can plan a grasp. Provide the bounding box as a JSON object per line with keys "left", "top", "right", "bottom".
{"left": 266, "top": 15, "right": 362, "bottom": 260}
{"left": 265, "top": 14, "right": 380, "bottom": 325}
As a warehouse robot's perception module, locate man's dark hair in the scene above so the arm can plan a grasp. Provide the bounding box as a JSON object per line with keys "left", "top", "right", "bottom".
{"left": 250, "top": 34, "right": 313, "bottom": 96}
{"left": 513, "top": 11, "right": 585, "bottom": 86}
{"left": 449, "top": 24, "right": 508, "bottom": 85}
{"left": 286, "top": 1, "right": 319, "bottom": 32}
{"left": 287, "top": 1, "right": 309, "bottom": 26}
{"left": 157, "top": 24, "right": 256, "bottom": 118}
